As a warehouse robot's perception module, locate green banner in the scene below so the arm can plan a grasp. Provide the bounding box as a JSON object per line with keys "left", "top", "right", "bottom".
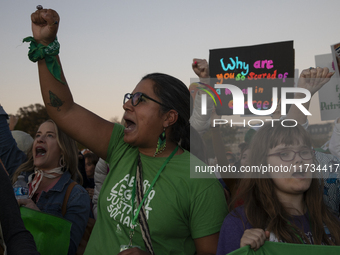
{"left": 20, "top": 207, "right": 71, "bottom": 255}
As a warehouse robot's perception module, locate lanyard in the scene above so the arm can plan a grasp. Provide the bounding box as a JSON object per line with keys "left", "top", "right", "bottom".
{"left": 287, "top": 210, "right": 312, "bottom": 244}
{"left": 130, "top": 145, "right": 179, "bottom": 229}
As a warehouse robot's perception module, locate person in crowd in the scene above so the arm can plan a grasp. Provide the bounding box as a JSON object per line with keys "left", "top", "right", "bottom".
{"left": 78, "top": 150, "right": 89, "bottom": 189}
{"left": 11, "top": 120, "right": 90, "bottom": 255}
{"left": 191, "top": 58, "right": 231, "bottom": 202}
{"left": 285, "top": 67, "right": 340, "bottom": 216}
{"left": 0, "top": 102, "right": 90, "bottom": 254}
{"left": 84, "top": 152, "right": 99, "bottom": 187}
{"left": 217, "top": 121, "right": 340, "bottom": 254}
{"left": 0, "top": 102, "right": 90, "bottom": 255}
{"left": 28, "top": 8, "right": 228, "bottom": 254}
{"left": 190, "top": 59, "right": 213, "bottom": 136}
{"left": 0, "top": 159, "right": 39, "bottom": 255}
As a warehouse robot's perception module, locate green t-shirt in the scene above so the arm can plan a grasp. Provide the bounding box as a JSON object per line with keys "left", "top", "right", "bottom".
{"left": 84, "top": 124, "right": 228, "bottom": 254}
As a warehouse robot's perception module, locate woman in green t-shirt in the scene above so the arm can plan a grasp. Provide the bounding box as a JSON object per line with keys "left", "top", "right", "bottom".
{"left": 27, "top": 7, "right": 228, "bottom": 255}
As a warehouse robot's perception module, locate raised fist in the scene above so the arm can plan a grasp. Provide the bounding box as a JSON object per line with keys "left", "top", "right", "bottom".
{"left": 31, "top": 8, "right": 60, "bottom": 46}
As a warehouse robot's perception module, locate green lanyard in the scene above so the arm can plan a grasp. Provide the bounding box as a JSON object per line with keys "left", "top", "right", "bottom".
{"left": 130, "top": 145, "right": 179, "bottom": 231}
{"left": 287, "top": 210, "right": 312, "bottom": 244}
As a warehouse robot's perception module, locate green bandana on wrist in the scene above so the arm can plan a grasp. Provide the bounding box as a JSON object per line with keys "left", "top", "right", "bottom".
{"left": 23, "top": 36, "right": 66, "bottom": 85}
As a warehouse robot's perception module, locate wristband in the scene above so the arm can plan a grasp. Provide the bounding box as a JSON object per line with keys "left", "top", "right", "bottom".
{"left": 23, "top": 36, "right": 66, "bottom": 85}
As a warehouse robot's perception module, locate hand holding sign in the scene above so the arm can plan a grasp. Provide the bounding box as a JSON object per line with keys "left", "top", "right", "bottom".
{"left": 297, "top": 67, "right": 334, "bottom": 97}
{"left": 240, "top": 228, "right": 270, "bottom": 251}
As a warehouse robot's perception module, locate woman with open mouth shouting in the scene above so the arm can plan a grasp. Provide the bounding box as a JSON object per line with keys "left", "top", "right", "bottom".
{"left": 26, "top": 7, "right": 228, "bottom": 255}
{"left": 10, "top": 119, "right": 90, "bottom": 255}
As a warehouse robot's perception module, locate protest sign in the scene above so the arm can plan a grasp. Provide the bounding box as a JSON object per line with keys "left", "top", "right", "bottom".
{"left": 209, "top": 41, "right": 294, "bottom": 115}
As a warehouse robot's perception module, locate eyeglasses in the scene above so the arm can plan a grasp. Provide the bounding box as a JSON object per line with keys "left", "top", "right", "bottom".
{"left": 267, "top": 149, "right": 314, "bottom": 162}
{"left": 123, "top": 92, "right": 168, "bottom": 108}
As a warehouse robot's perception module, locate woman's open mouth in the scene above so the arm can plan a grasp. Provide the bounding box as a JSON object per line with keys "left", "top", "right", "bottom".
{"left": 35, "top": 146, "right": 46, "bottom": 157}
{"left": 124, "top": 119, "right": 136, "bottom": 132}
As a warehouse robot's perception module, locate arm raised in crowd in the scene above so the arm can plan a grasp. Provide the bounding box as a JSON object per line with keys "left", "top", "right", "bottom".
{"left": 286, "top": 67, "right": 333, "bottom": 124}
{"left": 30, "top": 9, "right": 113, "bottom": 160}
{"left": 0, "top": 105, "right": 26, "bottom": 177}
{"left": 329, "top": 117, "right": 340, "bottom": 158}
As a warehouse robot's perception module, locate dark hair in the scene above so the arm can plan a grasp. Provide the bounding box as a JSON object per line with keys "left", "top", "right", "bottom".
{"left": 142, "top": 73, "right": 189, "bottom": 145}
{"left": 84, "top": 152, "right": 99, "bottom": 166}
{"left": 141, "top": 73, "right": 206, "bottom": 162}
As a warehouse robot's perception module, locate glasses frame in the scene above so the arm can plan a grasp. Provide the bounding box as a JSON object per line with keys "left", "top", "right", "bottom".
{"left": 124, "top": 92, "right": 168, "bottom": 108}
{"left": 267, "top": 149, "right": 314, "bottom": 162}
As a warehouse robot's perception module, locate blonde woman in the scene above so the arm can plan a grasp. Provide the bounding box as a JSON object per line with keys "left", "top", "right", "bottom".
{"left": 12, "top": 120, "right": 90, "bottom": 255}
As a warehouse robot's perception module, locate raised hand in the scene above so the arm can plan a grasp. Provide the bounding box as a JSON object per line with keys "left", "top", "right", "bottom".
{"left": 297, "top": 67, "right": 334, "bottom": 97}
{"left": 192, "top": 59, "right": 209, "bottom": 79}
{"left": 31, "top": 8, "right": 60, "bottom": 46}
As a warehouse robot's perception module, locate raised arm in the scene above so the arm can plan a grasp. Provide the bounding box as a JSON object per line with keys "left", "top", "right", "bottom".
{"left": 0, "top": 105, "right": 26, "bottom": 177}
{"left": 286, "top": 67, "right": 334, "bottom": 124}
{"left": 190, "top": 59, "right": 214, "bottom": 135}
{"left": 29, "top": 8, "right": 113, "bottom": 159}
{"left": 328, "top": 118, "right": 340, "bottom": 158}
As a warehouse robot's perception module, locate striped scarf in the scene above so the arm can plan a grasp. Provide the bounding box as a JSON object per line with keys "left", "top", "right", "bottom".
{"left": 28, "top": 167, "right": 64, "bottom": 198}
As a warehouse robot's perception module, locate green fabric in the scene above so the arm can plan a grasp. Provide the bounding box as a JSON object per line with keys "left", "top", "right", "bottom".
{"left": 84, "top": 124, "right": 228, "bottom": 255}
{"left": 227, "top": 241, "right": 340, "bottom": 255}
{"left": 20, "top": 206, "right": 71, "bottom": 255}
{"left": 23, "top": 36, "right": 66, "bottom": 85}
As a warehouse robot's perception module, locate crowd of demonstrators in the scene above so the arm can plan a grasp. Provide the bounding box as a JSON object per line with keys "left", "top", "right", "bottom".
{"left": 0, "top": 104, "right": 90, "bottom": 254}
{"left": 0, "top": 5, "right": 339, "bottom": 255}
{"left": 216, "top": 67, "right": 340, "bottom": 254}
{"left": 189, "top": 58, "right": 340, "bottom": 253}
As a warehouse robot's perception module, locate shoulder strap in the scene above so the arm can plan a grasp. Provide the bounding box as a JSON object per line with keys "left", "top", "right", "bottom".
{"left": 136, "top": 155, "right": 154, "bottom": 255}
{"left": 62, "top": 181, "right": 77, "bottom": 217}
